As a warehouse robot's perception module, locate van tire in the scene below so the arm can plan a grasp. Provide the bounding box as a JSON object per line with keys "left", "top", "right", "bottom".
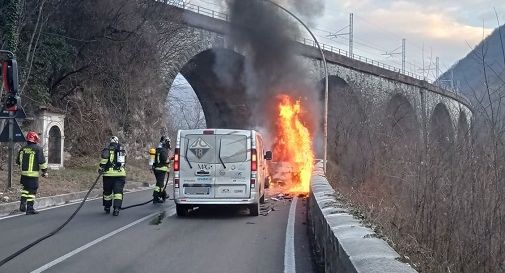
{"left": 249, "top": 203, "right": 259, "bottom": 216}
{"left": 176, "top": 204, "right": 187, "bottom": 217}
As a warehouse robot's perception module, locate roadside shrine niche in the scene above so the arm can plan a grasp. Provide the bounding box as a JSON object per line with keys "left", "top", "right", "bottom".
{"left": 35, "top": 107, "right": 66, "bottom": 169}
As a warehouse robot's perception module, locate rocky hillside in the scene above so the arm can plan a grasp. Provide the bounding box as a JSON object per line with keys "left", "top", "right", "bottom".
{"left": 0, "top": 0, "right": 191, "bottom": 157}
{"left": 438, "top": 24, "right": 505, "bottom": 99}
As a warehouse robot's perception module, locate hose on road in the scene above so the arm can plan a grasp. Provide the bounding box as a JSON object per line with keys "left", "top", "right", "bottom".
{"left": 0, "top": 171, "right": 172, "bottom": 267}
{"left": 0, "top": 174, "right": 102, "bottom": 268}
{"left": 121, "top": 171, "right": 171, "bottom": 210}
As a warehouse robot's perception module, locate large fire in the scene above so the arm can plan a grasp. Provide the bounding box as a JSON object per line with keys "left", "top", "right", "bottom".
{"left": 272, "top": 94, "right": 315, "bottom": 193}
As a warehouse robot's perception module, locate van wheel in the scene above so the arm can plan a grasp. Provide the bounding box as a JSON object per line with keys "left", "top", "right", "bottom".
{"left": 249, "top": 203, "right": 259, "bottom": 216}
{"left": 176, "top": 204, "right": 187, "bottom": 217}
{"left": 260, "top": 194, "right": 265, "bottom": 204}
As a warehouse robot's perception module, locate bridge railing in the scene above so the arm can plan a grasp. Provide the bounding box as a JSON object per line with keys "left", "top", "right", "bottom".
{"left": 158, "top": 0, "right": 464, "bottom": 96}
{"left": 155, "top": 0, "right": 229, "bottom": 21}
{"left": 299, "top": 38, "right": 425, "bottom": 81}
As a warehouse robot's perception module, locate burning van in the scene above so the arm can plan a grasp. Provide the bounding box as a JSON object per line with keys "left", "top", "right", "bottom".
{"left": 268, "top": 161, "right": 299, "bottom": 186}
{"left": 172, "top": 129, "right": 272, "bottom": 216}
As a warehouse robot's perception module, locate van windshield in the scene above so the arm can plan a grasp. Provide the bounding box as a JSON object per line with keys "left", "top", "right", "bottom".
{"left": 218, "top": 135, "right": 247, "bottom": 163}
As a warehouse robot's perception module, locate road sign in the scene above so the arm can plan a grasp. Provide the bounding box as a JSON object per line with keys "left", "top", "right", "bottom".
{"left": 0, "top": 118, "right": 25, "bottom": 142}
{"left": 0, "top": 105, "right": 26, "bottom": 119}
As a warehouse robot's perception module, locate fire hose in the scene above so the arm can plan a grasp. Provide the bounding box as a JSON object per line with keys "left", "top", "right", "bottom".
{"left": 0, "top": 170, "right": 171, "bottom": 267}
{"left": 0, "top": 174, "right": 103, "bottom": 268}
{"left": 121, "top": 170, "right": 171, "bottom": 210}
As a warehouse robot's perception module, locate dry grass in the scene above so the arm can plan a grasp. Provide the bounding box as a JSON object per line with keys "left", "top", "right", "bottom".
{"left": 0, "top": 156, "right": 154, "bottom": 204}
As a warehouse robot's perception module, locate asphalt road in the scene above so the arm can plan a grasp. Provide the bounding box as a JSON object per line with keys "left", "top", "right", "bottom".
{"left": 0, "top": 187, "right": 316, "bottom": 273}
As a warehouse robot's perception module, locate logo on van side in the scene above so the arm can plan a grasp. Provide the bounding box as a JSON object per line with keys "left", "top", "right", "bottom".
{"left": 189, "top": 138, "right": 211, "bottom": 159}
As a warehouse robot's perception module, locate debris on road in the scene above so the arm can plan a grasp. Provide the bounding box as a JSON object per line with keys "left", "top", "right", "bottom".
{"left": 259, "top": 191, "right": 300, "bottom": 216}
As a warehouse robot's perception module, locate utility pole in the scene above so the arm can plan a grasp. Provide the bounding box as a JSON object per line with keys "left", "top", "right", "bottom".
{"left": 349, "top": 13, "right": 354, "bottom": 58}
{"left": 402, "top": 38, "right": 406, "bottom": 74}
{"left": 259, "top": 0, "right": 329, "bottom": 173}
{"left": 1, "top": 51, "right": 22, "bottom": 189}
{"left": 451, "top": 69, "right": 454, "bottom": 90}
{"left": 435, "top": 57, "right": 440, "bottom": 79}
{"left": 382, "top": 39, "right": 405, "bottom": 73}
{"left": 7, "top": 110, "right": 14, "bottom": 188}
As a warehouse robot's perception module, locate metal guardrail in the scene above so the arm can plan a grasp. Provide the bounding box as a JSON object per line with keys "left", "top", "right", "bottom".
{"left": 157, "top": 0, "right": 464, "bottom": 95}
{"left": 298, "top": 38, "right": 425, "bottom": 80}
{"left": 155, "top": 0, "right": 228, "bottom": 20}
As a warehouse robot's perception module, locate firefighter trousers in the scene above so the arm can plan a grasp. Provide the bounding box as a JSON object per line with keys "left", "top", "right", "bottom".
{"left": 103, "top": 176, "right": 125, "bottom": 209}
{"left": 20, "top": 176, "right": 38, "bottom": 209}
{"left": 153, "top": 170, "right": 167, "bottom": 200}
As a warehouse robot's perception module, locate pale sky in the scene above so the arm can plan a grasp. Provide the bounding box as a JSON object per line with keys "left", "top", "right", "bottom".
{"left": 186, "top": 0, "right": 505, "bottom": 81}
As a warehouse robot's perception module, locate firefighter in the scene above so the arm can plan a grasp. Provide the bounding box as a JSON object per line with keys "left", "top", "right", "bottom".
{"left": 98, "top": 136, "right": 127, "bottom": 216}
{"left": 16, "top": 131, "right": 48, "bottom": 215}
{"left": 152, "top": 136, "right": 171, "bottom": 203}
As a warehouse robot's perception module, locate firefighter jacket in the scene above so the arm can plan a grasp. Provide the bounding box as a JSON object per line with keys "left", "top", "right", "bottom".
{"left": 153, "top": 146, "right": 170, "bottom": 172}
{"left": 16, "top": 143, "right": 48, "bottom": 177}
{"left": 99, "top": 143, "right": 126, "bottom": 177}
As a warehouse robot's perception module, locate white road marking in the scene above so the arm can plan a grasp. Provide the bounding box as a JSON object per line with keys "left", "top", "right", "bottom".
{"left": 284, "top": 197, "right": 298, "bottom": 273}
{"left": 0, "top": 187, "right": 157, "bottom": 221}
{"left": 31, "top": 208, "right": 176, "bottom": 273}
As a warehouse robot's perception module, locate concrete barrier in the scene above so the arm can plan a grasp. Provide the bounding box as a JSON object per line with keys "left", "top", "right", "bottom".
{"left": 308, "top": 171, "right": 417, "bottom": 273}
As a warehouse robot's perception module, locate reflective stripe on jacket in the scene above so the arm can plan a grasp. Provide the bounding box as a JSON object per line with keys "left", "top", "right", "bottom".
{"left": 99, "top": 144, "right": 126, "bottom": 177}
{"left": 17, "top": 143, "right": 47, "bottom": 177}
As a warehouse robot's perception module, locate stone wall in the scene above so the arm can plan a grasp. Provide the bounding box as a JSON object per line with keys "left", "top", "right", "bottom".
{"left": 308, "top": 165, "right": 418, "bottom": 273}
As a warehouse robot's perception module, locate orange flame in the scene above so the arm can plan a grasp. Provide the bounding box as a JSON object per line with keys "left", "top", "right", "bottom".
{"left": 273, "top": 94, "right": 314, "bottom": 193}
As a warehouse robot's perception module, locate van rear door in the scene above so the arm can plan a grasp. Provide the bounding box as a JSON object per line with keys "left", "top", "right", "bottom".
{"left": 179, "top": 132, "right": 217, "bottom": 199}
{"left": 214, "top": 132, "right": 251, "bottom": 199}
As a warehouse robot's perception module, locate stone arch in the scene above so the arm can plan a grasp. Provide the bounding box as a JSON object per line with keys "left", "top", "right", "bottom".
{"left": 430, "top": 103, "right": 455, "bottom": 147}
{"left": 175, "top": 48, "right": 249, "bottom": 128}
{"left": 457, "top": 110, "right": 470, "bottom": 143}
{"left": 385, "top": 94, "right": 419, "bottom": 136}
{"left": 48, "top": 125, "right": 62, "bottom": 164}
{"left": 324, "top": 75, "right": 368, "bottom": 182}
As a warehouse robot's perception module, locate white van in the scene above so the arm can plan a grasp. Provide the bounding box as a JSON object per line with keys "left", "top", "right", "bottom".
{"left": 172, "top": 129, "right": 272, "bottom": 216}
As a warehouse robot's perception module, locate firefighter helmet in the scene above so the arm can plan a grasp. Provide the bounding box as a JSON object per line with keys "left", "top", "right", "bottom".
{"left": 110, "top": 136, "right": 119, "bottom": 144}
{"left": 160, "top": 136, "right": 171, "bottom": 149}
{"left": 26, "top": 131, "right": 39, "bottom": 143}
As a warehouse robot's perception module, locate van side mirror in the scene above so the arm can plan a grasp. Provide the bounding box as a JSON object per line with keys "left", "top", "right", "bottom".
{"left": 264, "top": 151, "right": 272, "bottom": 160}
